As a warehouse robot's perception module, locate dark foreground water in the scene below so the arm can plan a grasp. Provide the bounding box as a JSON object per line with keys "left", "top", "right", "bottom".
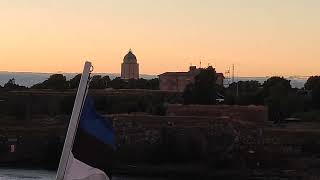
{"left": 0, "top": 168, "right": 169, "bottom": 180}
{"left": 0, "top": 169, "right": 55, "bottom": 180}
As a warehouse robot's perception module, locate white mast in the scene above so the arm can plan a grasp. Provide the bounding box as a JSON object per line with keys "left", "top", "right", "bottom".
{"left": 56, "top": 61, "right": 92, "bottom": 180}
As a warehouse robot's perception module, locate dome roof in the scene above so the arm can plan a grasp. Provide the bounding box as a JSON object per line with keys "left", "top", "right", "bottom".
{"left": 123, "top": 50, "right": 137, "bottom": 64}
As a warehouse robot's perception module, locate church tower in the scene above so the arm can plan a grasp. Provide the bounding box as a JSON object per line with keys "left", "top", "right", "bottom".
{"left": 121, "top": 49, "right": 139, "bottom": 80}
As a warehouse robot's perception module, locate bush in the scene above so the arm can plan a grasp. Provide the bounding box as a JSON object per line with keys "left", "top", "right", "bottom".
{"left": 90, "top": 75, "right": 108, "bottom": 89}
{"left": 183, "top": 66, "right": 218, "bottom": 105}
{"left": 305, "top": 76, "right": 320, "bottom": 90}
{"left": 69, "top": 74, "right": 81, "bottom": 89}
{"left": 312, "top": 84, "right": 320, "bottom": 107}
{"left": 32, "top": 74, "right": 68, "bottom": 90}
{"left": 3, "top": 78, "right": 27, "bottom": 90}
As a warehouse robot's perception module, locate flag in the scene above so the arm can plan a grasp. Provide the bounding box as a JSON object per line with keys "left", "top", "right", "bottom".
{"left": 64, "top": 96, "right": 116, "bottom": 180}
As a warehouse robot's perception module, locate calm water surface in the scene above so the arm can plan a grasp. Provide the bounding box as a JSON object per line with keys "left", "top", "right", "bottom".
{"left": 0, "top": 168, "right": 167, "bottom": 180}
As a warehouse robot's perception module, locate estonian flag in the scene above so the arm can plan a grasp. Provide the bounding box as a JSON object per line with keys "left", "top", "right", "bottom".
{"left": 64, "top": 97, "right": 116, "bottom": 180}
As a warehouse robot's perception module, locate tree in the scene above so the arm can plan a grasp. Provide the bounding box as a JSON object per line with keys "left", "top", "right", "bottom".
{"left": 312, "top": 83, "right": 320, "bottom": 107}
{"left": 263, "top": 77, "right": 292, "bottom": 122}
{"left": 127, "top": 78, "right": 139, "bottom": 89}
{"left": 304, "top": 76, "right": 320, "bottom": 107}
{"left": 148, "top": 78, "right": 160, "bottom": 90}
{"left": 3, "top": 78, "right": 27, "bottom": 90}
{"left": 183, "top": 83, "right": 195, "bottom": 104}
{"left": 225, "top": 81, "right": 263, "bottom": 105}
{"left": 102, "top": 75, "right": 111, "bottom": 87}
{"left": 305, "top": 76, "right": 320, "bottom": 90}
{"left": 127, "top": 78, "right": 159, "bottom": 90}
{"left": 104, "top": 77, "right": 158, "bottom": 90}
{"left": 47, "top": 74, "right": 67, "bottom": 90}
{"left": 69, "top": 74, "right": 111, "bottom": 89}
{"left": 89, "top": 75, "right": 107, "bottom": 89}
{"left": 263, "top": 76, "right": 291, "bottom": 98}
{"left": 31, "top": 74, "right": 68, "bottom": 90}
{"left": 108, "top": 77, "right": 127, "bottom": 89}
{"left": 69, "top": 74, "right": 81, "bottom": 89}
{"left": 183, "top": 66, "right": 217, "bottom": 105}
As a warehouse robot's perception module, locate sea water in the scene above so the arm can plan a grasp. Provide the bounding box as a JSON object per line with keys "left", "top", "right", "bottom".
{"left": 0, "top": 168, "right": 168, "bottom": 180}
{"left": 0, "top": 168, "right": 55, "bottom": 180}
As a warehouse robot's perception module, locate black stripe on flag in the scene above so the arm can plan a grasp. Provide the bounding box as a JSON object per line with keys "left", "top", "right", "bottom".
{"left": 72, "top": 127, "right": 115, "bottom": 178}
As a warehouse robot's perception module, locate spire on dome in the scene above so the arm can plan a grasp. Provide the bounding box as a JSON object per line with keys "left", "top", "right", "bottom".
{"left": 123, "top": 49, "right": 137, "bottom": 63}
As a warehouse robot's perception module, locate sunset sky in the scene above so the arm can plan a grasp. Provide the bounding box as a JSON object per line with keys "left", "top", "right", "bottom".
{"left": 0, "top": 0, "right": 319, "bottom": 77}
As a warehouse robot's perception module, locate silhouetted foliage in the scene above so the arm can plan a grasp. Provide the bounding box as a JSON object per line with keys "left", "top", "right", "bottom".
{"left": 304, "top": 76, "right": 320, "bottom": 107}
{"left": 312, "top": 83, "right": 320, "bottom": 107}
{"left": 150, "top": 78, "right": 160, "bottom": 90}
{"left": 225, "top": 81, "right": 263, "bottom": 105}
{"left": 68, "top": 74, "right": 111, "bottom": 89}
{"left": 31, "top": 74, "right": 68, "bottom": 90}
{"left": 69, "top": 74, "right": 81, "bottom": 89}
{"left": 4, "top": 71, "right": 320, "bottom": 123}
{"left": 102, "top": 75, "right": 111, "bottom": 87}
{"left": 108, "top": 77, "right": 127, "bottom": 89}
{"left": 107, "top": 77, "right": 159, "bottom": 90}
{"left": 17, "top": 73, "right": 158, "bottom": 90}
{"left": 183, "top": 66, "right": 217, "bottom": 104}
{"left": 128, "top": 78, "right": 146, "bottom": 89}
{"left": 223, "top": 76, "right": 313, "bottom": 122}
{"left": 262, "top": 77, "right": 295, "bottom": 122}
{"left": 183, "top": 83, "right": 195, "bottom": 105}
{"left": 3, "top": 78, "right": 27, "bottom": 90}
{"left": 305, "top": 76, "right": 320, "bottom": 90}
{"left": 127, "top": 78, "right": 159, "bottom": 90}
{"left": 263, "top": 76, "right": 291, "bottom": 97}
{"left": 90, "top": 75, "right": 107, "bottom": 89}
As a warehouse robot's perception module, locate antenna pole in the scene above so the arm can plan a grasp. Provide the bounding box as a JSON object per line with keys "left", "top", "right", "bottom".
{"left": 232, "top": 64, "right": 235, "bottom": 84}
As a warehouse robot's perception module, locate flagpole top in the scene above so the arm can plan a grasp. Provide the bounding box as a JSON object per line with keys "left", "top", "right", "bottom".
{"left": 84, "top": 61, "right": 93, "bottom": 73}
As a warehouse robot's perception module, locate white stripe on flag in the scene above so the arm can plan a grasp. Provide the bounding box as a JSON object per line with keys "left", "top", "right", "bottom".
{"left": 65, "top": 153, "right": 110, "bottom": 180}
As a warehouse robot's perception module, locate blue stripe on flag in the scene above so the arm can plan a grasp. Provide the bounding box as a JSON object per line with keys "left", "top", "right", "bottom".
{"left": 79, "top": 96, "right": 116, "bottom": 150}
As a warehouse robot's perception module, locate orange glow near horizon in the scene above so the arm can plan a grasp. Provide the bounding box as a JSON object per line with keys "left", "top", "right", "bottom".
{"left": 0, "top": 0, "right": 319, "bottom": 77}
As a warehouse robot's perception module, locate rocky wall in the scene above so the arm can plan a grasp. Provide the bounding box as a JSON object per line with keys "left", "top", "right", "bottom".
{"left": 166, "top": 104, "right": 268, "bottom": 125}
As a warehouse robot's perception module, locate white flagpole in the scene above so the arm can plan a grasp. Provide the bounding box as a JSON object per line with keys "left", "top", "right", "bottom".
{"left": 56, "top": 61, "right": 92, "bottom": 180}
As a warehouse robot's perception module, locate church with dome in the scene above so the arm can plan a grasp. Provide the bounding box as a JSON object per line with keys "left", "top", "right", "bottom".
{"left": 121, "top": 49, "right": 139, "bottom": 80}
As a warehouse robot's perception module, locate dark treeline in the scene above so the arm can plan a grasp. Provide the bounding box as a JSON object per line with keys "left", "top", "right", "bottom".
{"left": 182, "top": 67, "right": 320, "bottom": 122}
{"left": 2, "top": 71, "right": 320, "bottom": 122}
{"left": 0, "top": 74, "right": 159, "bottom": 91}
{"left": 0, "top": 78, "right": 27, "bottom": 91}
{"left": 224, "top": 76, "right": 320, "bottom": 122}
{"left": 31, "top": 74, "right": 160, "bottom": 90}
{"left": 183, "top": 66, "right": 219, "bottom": 105}
{"left": 2, "top": 72, "right": 320, "bottom": 171}
{"left": 0, "top": 74, "right": 161, "bottom": 119}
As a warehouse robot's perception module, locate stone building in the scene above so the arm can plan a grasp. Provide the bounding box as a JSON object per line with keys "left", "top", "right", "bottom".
{"left": 158, "top": 66, "right": 224, "bottom": 92}
{"left": 121, "top": 49, "right": 139, "bottom": 80}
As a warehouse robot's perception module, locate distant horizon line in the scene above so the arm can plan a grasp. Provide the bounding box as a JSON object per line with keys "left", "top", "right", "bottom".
{"left": 0, "top": 70, "right": 314, "bottom": 79}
